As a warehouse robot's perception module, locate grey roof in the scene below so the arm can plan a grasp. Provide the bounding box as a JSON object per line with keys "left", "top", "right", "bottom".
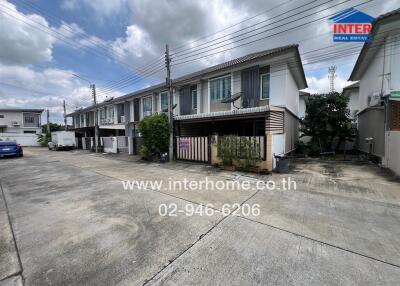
{"left": 349, "top": 8, "right": 400, "bottom": 81}
{"left": 68, "top": 44, "right": 307, "bottom": 116}
{"left": 0, "top": 108, "right": 44, "bottom": 113}
{"left": 174, "top": 44, "right": 306, "bottom": 84}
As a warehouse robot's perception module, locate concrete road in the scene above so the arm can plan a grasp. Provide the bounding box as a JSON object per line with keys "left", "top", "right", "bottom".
{"left": 0, "top": 148, "right": 399, "bottom": 285}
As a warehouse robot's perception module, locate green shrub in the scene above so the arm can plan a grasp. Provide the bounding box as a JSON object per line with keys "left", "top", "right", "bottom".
{"left": 239, "top": 137, "right": 261, "bottom": 168}
{"left": 37, "top": 133, "right": 51, "bottom": 147}
{"left": 218, "top": 135, "right": 237, "bottom": 166}
{"left": 138, "top": 113, "right": 169, "bottom": 160}
{"left": 218, "top": 135, "right": 261, "bottom": 168}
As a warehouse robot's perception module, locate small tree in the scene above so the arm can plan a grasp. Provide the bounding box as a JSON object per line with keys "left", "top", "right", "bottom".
{"left": 37, "top": 123, "right": 62, "bottom": 147}
{"left": 218, "top": 135, "right": 261, "bottom": 169}
{"left": 218, "top": 135, "right": 237, "bottom": 166}
{"left": 138, "top": 113, "right": 169, "bottom": 160}
{"left": 300, "top": 92, "right": 356, "bottom": 155}
{"left": 239, "top": 137, "right": 261, "bottom": 168}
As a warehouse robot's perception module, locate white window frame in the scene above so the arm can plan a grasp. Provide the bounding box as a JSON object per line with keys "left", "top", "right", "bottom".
{"left": 191, "top": 87, "right": 197, "bottom": 111}
{"left": 208, "top": 74, "right": 232, "bottom": 102}
{"left": 159, "top": 91, "right": 169, "bottom": 112}
{"left": 260, "top": 73, "right": 270, "bottom": 100}
{"left": 142, "top": 95, "right": 153, "bottom": 118}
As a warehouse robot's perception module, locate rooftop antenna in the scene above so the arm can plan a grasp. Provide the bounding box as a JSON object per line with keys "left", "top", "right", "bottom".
{"left": 328, "top": 65, "right": 337, "bottom": 93}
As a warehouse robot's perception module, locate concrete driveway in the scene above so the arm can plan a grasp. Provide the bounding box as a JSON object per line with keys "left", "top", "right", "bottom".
{"left": 0, "top": 148, "right": 400, "bottom": 285}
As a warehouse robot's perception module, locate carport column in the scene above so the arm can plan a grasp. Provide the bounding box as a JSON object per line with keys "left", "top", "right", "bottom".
{"left": 266, "top": 133, "right": 273, "bottom": 171}
{"left": 128, "top": 136, "right": 134, "bottom": 155}
{"left": 210, "top": 134, "right": 221, "bottom": 166}
{"left": 82, "top": 138, "right": 86, "bottom": 150}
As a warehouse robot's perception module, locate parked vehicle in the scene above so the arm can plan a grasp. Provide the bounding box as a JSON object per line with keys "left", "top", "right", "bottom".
{"left": 0, "top": 141, "right": 23, "bottom": 158}
{"left": 48, "top": 131, "right": 76, "bottom": 151}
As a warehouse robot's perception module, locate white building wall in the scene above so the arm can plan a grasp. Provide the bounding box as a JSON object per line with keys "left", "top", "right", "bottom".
{"left": 0, "top": 111, "right": 23, "bottom": 132}
{"left": 285, "top": 68, "right": 299, "bottom": 116}
{"left": 269, "top": 64, "right": 287, "bottom": 107}
{"left": 387, "top": 34, "right": 400, "bottom": 91}
{"left": 358, "top": 45, "right": 387, "bottom": 112}
{"left": 348, "top": 89, "right": 359, "bottom": 118}
{"left": 384, "top": 131, "right": 400, "bottom": 176}
{"left": 0, "top": 111, "right": 41, "bottom": 134}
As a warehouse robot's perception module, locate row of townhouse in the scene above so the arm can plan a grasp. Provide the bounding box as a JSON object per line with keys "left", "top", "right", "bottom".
{"left": 67, "top": 8, "right": 400, "bottom": 175}
{"left": 68, "top": 44, "right": 307, "bottom": 170}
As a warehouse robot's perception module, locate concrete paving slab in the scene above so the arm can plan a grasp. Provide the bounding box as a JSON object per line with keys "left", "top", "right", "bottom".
{"left": 149, "top": 216, "right": 400, "bottom": 286}
{"left": 1, "top": 156, "right": 223, "bottom": 285}
{"left": 278, "top": 159, "right": 400, "bottom": 205}
{"left": 0, "top": 275, "right": 23, "bottom": 286}
{"left": 0, "top": 185, "right": 20, "bottom": 282}
{"left": 245, "top": 188, "right": 400, "bottom": 266}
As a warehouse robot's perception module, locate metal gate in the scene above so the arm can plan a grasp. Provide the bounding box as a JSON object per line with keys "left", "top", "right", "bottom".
{"left": 175, "top": 136, "right": 210, "bottom": 163}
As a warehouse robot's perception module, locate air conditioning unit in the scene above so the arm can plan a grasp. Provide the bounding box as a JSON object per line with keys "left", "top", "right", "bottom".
{"left": 12, "top": 121, "right": 20, "bottom": 126}
{"left": 120, "top": 115, "right": 125, "bottom": 123}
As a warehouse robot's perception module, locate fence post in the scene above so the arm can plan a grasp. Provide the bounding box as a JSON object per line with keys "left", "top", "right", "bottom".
{"left": 210, "top": 134, "right": 221, "bottom": 165}
{"left": 128, "top": 136, "right": 134, "bottom": 155}
{"left": 113, "top": 137, "right": 118, "bottom": 153}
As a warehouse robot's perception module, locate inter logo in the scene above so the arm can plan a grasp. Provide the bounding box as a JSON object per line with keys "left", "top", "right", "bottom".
{"left": 329, "top": 8, "right": 374, "bottom": 42}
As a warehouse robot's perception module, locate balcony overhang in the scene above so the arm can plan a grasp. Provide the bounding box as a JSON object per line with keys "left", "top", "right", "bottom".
{"left": 99, "top": 124, "right": 125, "bottom": 130}
{"left": 174, "top": 106, "right": 284, "bottom": 123}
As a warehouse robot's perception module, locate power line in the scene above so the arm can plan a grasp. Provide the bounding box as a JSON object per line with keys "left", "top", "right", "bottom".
{"left": 172, "top": 0, "right": 325, "bottom": 57}
{"left": 0, "top": 3, "right": 166, "bottom": 93}
{"left": 170, "top": 0, "right": 295, "bottom": 53}
{"left": 171, "top": 0, "right": 375, "bottom": 66}
{"left": 172, "top": 0, "right": 357, "bottom": 63}
{"left": 16, "top": 0, "right": 168, "bottom": 91}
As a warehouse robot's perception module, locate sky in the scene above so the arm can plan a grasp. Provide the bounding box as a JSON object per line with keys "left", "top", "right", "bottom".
{"left": 0, "top": 0, "right": 398, "bottom": 123}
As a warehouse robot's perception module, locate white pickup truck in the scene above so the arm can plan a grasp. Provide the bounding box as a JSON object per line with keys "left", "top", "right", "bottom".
{"left": 48, "top": 131, "right": 76, "bottom": 151}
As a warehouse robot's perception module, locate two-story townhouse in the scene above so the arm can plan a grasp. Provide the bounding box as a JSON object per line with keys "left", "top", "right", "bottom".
{"left": 0, "top": 108, "right": 43, "bottom": 146}
{"left": 171, "top": 45, "right": 307, "bottom": 169}
{"left": 68, "top": 44, "right": 307, "bottom": 169}
{"left": 348, "top": 8, "right": 400, "bottom": 175}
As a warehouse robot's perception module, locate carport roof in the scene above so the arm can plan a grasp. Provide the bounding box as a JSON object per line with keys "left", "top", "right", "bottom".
{"left": 175, "top": 105, "right": 284, "bottom": 122}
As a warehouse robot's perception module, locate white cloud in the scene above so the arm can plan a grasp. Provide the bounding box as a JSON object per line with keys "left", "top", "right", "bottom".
{"left": 112, "top": 25, "right": 156, "bottom": 60}
{"left": 306, "top": 73, "right": 351, "bottom": 94}
{"left": 61, "top": 0, "right": 128, "bottom": 18}
{"left": 0, "top": 0, "right": 54, "bottom": 66}
{"left": 0, "top": 64, "right": 122, "bottom": 123}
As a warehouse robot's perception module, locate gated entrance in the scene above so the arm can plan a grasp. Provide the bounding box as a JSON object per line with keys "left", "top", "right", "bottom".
{"left": 175, "top": 136, "right": 211, "bottom": 163}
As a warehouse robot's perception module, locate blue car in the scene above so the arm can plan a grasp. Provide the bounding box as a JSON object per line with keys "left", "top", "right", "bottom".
{"left": 0, "top": 141, "right": 23, "bottom": 158}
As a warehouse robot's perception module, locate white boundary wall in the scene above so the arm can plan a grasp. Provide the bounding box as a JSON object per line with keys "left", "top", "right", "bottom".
{"left": 0, "top": 133, "right": 40, "bottom": 146}
{"left": 384, "top": 131, "right": 400, "bottom": 176}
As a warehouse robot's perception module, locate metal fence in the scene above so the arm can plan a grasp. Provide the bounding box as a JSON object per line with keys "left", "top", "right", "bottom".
{"left": 175, "top": 136, "right": 210, "bottom": 163}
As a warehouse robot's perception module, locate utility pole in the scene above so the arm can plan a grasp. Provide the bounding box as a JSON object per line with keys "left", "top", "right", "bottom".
{"left": 46, "top": 109, "right": 50, "bottom": 134}
{"left": 91, "top": 84, "right": 99, "bottom": 153}
{"left": 328, "top": 65, "right": 337, "bottom": 93}
{"left": 165, "top": 44, "right": 174, "bottom": 162}
{"left": 63, "top": 100, "right": 67, "bottom": 131}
